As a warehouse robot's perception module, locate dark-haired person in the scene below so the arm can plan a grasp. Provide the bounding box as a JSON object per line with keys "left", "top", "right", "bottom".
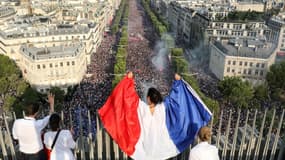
{"left": 99, "top": 72, "right": 212, "bottom": 159}
{"left": 188, "top": 126, "right": 219, "bottom": 160}
{"left": 12, "top": 93, "right": 55, "bottom": 160}
{"left": 44, "top": 113, "right": 75, "bottom": 160}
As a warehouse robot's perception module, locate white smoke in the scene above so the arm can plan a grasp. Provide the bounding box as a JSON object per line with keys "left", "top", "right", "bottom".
{"left": 151, "top": 41, "right": 168, "bottom": 71}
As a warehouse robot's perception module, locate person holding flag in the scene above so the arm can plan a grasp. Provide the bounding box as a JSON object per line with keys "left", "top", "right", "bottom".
{"left": 99, "top": 72, "right": 212, "bottom": 160}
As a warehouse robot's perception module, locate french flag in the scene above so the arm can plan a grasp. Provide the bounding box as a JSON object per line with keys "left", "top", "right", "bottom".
{"left": 98, "top": 75, "right": 212, "bottom": 160}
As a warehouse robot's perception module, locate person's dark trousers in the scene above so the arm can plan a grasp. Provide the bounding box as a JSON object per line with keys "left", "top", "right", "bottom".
{"left": 19, "top": 150, "right": 47, "bottom": 160}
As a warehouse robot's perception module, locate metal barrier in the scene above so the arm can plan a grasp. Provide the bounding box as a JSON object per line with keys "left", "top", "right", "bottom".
{"left": 0, "top": 108, "right": 284, "bottom": 160}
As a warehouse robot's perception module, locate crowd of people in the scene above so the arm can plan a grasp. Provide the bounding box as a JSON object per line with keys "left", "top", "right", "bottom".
{"left": 127, "top": 0, "right": 172, "bottom": 98}
{"left": 63, "top": 33, "right": 116, "bottom": 138}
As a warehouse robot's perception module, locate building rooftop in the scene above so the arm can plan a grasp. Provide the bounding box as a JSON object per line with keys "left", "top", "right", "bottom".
{"left": 21, "top": 43, "right": 84, "bottom": 60}
{"left": 213, "top": 39, "right": 276, "bottom": 59}
{"left": 0, "top": 6, "right": 16, "bottom": 18}
{"left": 0, "top": 22, "right": 92, "bottom": 39}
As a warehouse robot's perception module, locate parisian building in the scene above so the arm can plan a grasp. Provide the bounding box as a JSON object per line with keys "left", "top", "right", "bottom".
{"left": 0, "top": 0, "right": 121, "bottom": 92}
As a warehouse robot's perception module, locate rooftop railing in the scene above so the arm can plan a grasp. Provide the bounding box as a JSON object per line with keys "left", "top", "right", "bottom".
{"left": 0, "top": 108, "right": 284, "bottom": 160}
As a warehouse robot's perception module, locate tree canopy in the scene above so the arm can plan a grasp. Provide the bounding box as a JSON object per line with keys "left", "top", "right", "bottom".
{"left": 0, "top": 55, "right": 29, "bottom": 112}
{"left": 266, "top": 61, "right": 285, "bottom": 101}
{"left": 226, "top": 11, "right": 264, "bottom": 21}
{"left": 218, "top": 77, "right": 254, "bottom": 108}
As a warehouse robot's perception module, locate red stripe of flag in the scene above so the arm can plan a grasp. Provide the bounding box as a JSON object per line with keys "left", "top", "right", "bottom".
{"left": 98, "top": 76, "right": 140, "bottom": 156}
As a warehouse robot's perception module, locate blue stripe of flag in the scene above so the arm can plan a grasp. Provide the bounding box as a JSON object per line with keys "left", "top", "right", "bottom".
{"left": 164, "top": 79, "right": 212, "bottom": 152}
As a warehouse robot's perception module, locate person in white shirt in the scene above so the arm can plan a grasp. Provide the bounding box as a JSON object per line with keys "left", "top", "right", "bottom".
{"left": 12, "top": 93, "right": 54, "bottom": 160}
{"left": 189, "top": 126, "right": 220, "bottom": 160}
{"left": 44, "top": 113, "right": 76, "bottom": 160}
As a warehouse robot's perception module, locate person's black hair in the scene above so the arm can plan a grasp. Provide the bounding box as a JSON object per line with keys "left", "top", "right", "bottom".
{"left": 147, "top": 88, "right": 163, "bottom": 105}
{"left": 25, "top": 103, "right": 40, "bottom": 116}
{"left": 49, "top": 113, "right": 61, "bottom": 131}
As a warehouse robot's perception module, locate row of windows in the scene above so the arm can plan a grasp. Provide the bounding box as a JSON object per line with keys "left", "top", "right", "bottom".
{"left": 226, "top": 67, "right": 264, "bottom": 76}
{"left": 213, "top": 23, "right": 263, "bottom": 29}
{"left": 214, "top": 30, "right": 259, "bottom": 37}
{"left": 227, "top": 60, "right": 265, "bottom": 68}
{"left": 37, "top": 61, "right": 75, "bottom": 69}
{"left": 51, "top": 35, "right": 86, "bottom": 41}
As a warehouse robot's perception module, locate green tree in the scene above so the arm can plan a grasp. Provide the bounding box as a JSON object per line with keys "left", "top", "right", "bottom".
{"left": 173, "top": 58, "right": 188, "bottom": 73}
{"left": 21, "top": 87, "right": 41, "bottom": 103}
{"left": 13, "top": 86, "right": 42, "bottom": 117}
{"left": 49, "top": 87, "right": 65, "bottom": 111}
{"left": 254, "top": 84, "right": 269, "bottom": 102}
{"left": 218, "top": 77, "right": 254, "bottom": 108}
{"left": 112, "top": 75, "right": 123, "bottom": 89}
{"left": 266, "top": 61, "right": 285, "bottom": 101}
{"left": 0, "top": 55, "right": 30, "bottom": 111}
{"left": 171, "top": 48, "right": 183, "bottom": 57}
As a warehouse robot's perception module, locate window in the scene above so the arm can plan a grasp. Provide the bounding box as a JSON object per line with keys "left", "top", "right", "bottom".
{"left": 248, "top": 69, "right": 252, "bottom": 75}
{"left": 261, "top": 63, "right": 265, "bottom": 68}
{"left": 72, "top": 61, "right": 75, "bottom": 65}
{"left": 256, "top": 63, "right": 260, "bottom": 68}
{"left": 67, "top": 62, "right": 70, "bottom": 66}
{"left": 250, "top": 62, "right": 253, "bottom": 66}
{"left": 243, "top": 69, "right": 247, "bottom": 74}
{"left": 43, "top": 64, "right": 46, "bottom": 69}
{"left": 233, "top": 61, "right": 236, "bottom": 65}
{"left": 255, "top": 70, "right": 259, "bottom": 75}
{"left": 260, "top": 71, "right": 264, "bottom": 76}
{"left": 232, "top": 69, "right": 235, "bottom": 73}
{"left": 50, "top": 63, "right": 53, "bottom": 68}
{"left": 244, "top": 62, "right": 248, "bottom": 66}
{"left": 37, "top": 65, "right": 40, "bottom": 69}
{"left": 239, "top": 61, "right": 242, "bottom": 66}
{"left": 227, "top": 67, "right": 230, "bottom": 72}
{"left": 60, "top": 62, "right": 63, "bottom": 67}
{"left": 228, "top": 60, "right": 231, "bottom": 65}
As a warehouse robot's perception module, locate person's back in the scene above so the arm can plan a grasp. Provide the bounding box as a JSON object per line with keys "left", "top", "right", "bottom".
{"left": 44, "top": 113, "right": 75, "bottom": 160}
{"left": 188, "top": 126, "right": 219, "bottom": 160}
{"left": 12, "top": 94, "right": 54, "bottom": 160}
{"left": 13, "top": 116, "right": 49, "bottom": 153}
{"left": 44, "top": 130, "right": 75, "bottom": 160}
{"left": 189, "top": 142, "right": 218, "bottom": 160}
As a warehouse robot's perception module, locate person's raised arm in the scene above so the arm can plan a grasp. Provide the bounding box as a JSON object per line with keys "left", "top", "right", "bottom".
{"left": 36, "top": 93, "right": 54, "bottom": 130}
{"left": 48, "top": 92, "right": 55, "bottom": 115}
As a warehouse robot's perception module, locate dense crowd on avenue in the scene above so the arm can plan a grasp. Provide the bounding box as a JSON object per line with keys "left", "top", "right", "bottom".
{"left": 61, "top": 0, "right": 175, "bottom": 138}
{"left": 127, "top": 0, "right": 172, "bottom": 98}
{"left": 62, "top": 34, "right": 117, "bottom": 138}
